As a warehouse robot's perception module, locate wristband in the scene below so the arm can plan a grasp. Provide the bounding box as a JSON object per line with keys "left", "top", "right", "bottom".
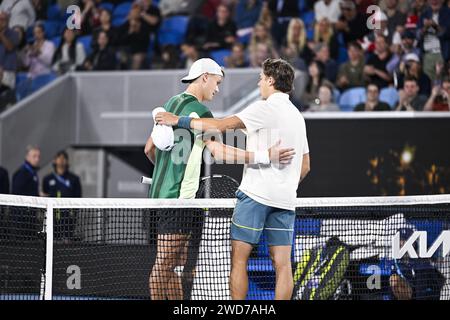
{"left": 178, "top": 116, "right": 193, "bottom": 129}
{"left": 254, "top": 150, "right": 270, "bottom": 164}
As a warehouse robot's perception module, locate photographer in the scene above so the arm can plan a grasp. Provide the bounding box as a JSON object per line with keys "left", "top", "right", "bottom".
{"left": 424, "top": 77, "right": 450, "bottom": 111}
{"left": 394, "top": 53, "right": 431, "bottom": 96}
{"left": 418, "top": 0, "right": 450, "bottom": 80}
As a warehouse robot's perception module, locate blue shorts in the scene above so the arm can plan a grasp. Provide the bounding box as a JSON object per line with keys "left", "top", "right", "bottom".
{"left": 230, "top": 190, "right": 295, "bottom": 246}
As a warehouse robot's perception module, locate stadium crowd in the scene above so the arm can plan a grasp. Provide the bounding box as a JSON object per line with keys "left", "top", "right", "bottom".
{"left": 0, "top": 0, "right": 449, "bottom": 113}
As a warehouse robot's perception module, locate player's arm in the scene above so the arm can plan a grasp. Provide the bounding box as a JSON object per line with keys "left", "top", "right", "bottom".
{"left": 204, "top": 140, "right": 295, "bottom": 165}
{"left": 299, "top": 153, "right": 310, "bottom": 184}
{"left": 144, "top": 136, "right": 156, "bottom": 164}
{"left": 155, "top": 112, "right": 246, "bottom": 132}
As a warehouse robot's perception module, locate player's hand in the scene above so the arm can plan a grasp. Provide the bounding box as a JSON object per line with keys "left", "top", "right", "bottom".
{"left": 268, "top": 140, "right": 295, "bottom": 164}
{"left": 155, "top": 112, "right": 179, "bottom": 126}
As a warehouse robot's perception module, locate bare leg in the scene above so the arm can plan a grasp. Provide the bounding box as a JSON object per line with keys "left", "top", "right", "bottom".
{"left": 167, "top": 239, "right": 189, "bottom": 300}
{"left": 149, "top": 234, "right": 189, "bottom": 300}
{"left": 269, "top": 245, "right": 293, "bottom": 300}
{"left": 230, "top": 240, "right": 253, "bottom": 300}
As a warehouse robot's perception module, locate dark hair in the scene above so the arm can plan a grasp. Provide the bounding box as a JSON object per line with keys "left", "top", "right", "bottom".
{"left": 55, "top": 150, "right": 69, "bottom": 160}
{"left": 347, "top": 41, "right": 362, "bottom": 51}
{"left": 366, "top": 82, "right": 380, "bottom": 91}
{"left": 262, "top": 58, "right": 295, "bottom": 93}
{"left": 52, "top": 28, "right": 79, "bottom": 65}
{"left": 404, "top": 76, "right": 418, "bottom": 85}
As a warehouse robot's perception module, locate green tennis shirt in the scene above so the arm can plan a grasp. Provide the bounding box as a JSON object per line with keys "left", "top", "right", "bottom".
{"left": 149, "top": 92, "right": 213, "bottom": 199}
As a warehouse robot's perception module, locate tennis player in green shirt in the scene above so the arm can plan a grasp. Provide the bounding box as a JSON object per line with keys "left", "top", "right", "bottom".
{"left": 145, "top": 58, "right": 294, "bottom": 300}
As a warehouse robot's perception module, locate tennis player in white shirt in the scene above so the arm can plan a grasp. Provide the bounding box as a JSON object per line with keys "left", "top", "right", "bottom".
{"left": 156, "top": 58, "right": 311, "bottom": 300}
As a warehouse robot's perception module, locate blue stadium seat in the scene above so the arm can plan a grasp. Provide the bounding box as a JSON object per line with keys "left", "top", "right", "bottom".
{"left": 337, "top": 45, "right": 348, "bottom": 64}
{"left": 47, "top": 4, "right": 61, "bottom": 21}
{"left": 15, "top": 72, "right": 29, "bottom": 101}
{"left": 379, "top": 87, "right": 399, "bottom": 108}
{"left": 43, "top": 21, "right": 62, "bottom": 39}
{"left": 99, "top": 2, "right": 115, "bottom": 13}
{"left": 339, "top": 87, "right": 366, "bottom": 111}
{"left": 78, "top": 35, "right": 93, "bottom": 56}
{"left": 113, "top": 2, "right": 132, "bottom": 19}
{"left": 51, "top": 36, "right": 61, "bottom": 48}
{"left": 112, "top": 16, "right": 127, "bottom": 26}
{"left": 238, "top": 32, "right": 251, "bottom": 45}
{"left": 298, "top": 0, "right": 307, "bottom": 13}
{"left": 158, "top": 16, "right": 189, "bottom": 46}
{"left": 210, "top": 49, "right": 232, "bottom": 67}
{"left": 30, "top": 73, "right": 58, "bottom": 95}
{"left": 306, "top": 28, "right": 314, "bottom": 41}
{"left": 300, "top": 11, "right": 315, "bottom": 29}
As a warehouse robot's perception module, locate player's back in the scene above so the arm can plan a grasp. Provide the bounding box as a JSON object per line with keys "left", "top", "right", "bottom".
{"left": 149, "top": 93, "right": 213, "bottom": 199}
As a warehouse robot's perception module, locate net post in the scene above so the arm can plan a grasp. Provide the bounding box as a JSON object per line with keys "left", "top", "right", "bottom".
{"left": 44, "top": 201, "right": 54, "bottom": 300}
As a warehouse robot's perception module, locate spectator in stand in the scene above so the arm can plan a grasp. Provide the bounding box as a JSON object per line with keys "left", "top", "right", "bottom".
{"left": 31, "top": 0, "right": 47, "bottom": 21}
{"left": 314, "top": 0, "right": 342, "bottom": 24}
{"left": 184, "top": 14, "right": 209, "bottom": 48}
{"left": 81, "top": 30, "right": 116, "bottom": 71}
{"left": 385, "top": 0, "right": 407, "bottom": 37}
{"left": 225, "top": 42, "right": 249, "bottom": 68}
{"left": 235, "top": 0, "right": 262, "bottom": 40}
{"left": 336, "top": 42, "right": 366, "bottom": 90}
{"left": 0, "top": 165, "right": 8, "bottom": 194}
{"left": 42, "top": 150, "right": 82, "bottom": 241}
{"left": 91, "top": 8, "right": 118, "bottom": 50}
{"left": 0, "top": 0, "right": 36, "bottom": 30}
{"left": 23, "top": 23, "right": 55, "bottom": 79}
{"left": 335, "top": 0, "right": 370, "bottom": 45}
{"left": 386, "top": 29, "right": 420, "bottom": 74}
{"left": 258, "top": 0, "right": 273, "bottom": 31}
{"left": 314, "top": 43, "right": 338, "bottom": 83}
{"left": 313, "top": 18, "right": 339, "bottom": 60}
{"left": 301, "top": 60, "right": 333, "bottom": 107}
{"left": 12, "top": 25, "right": 27, "bottom": 71}
{"left": 306, "top": 83, "right": 340, "bottom": 112}
{"left": 160, "top": 44, "right": 180, "bottom": 69}
{"left": 418, "top": 0, "right": 450, "bottom": 81}
{"left": 395, "top": 77, "right": 428, "bottom": 110}
{"left": 354, "top": 83, "right": 392, "bottom": 111}
{"left": 118, "top": 6, "right": 150, "bottom": 70}
{"left": 364, "top": 35, "right": 393, "bottom": 89}
{"left": 355, "top": 0, "right": 378, "bottom": 14}
{"left": 136, "top": 0, "right": 161, "bottom": 38}
{"left": 424, "top": 76, "right": 450, "bottom": 111}
{"left": 361, "top": 11, "right": 395, "bottom": 53}
{"left": 0, "top": 66, "right": 16, "bottom": 111}
{"left": 12, "top": 145, "right": 40, "bottom": 196}
{"left": 203, "top": 4, "right": 237, "bottom": 52}
{"left": 248, "top": 22, "right": 278, "bottom": 67}
{"left": 180, "top": 42, "right": 202, "bottom": 69}
{"left": 0, "top": 11, "right": 19, "bottom": 91}
{"left": 281, "top": 18, "right": 308, "bottom": 61}
{"left": 201, "top": 0, "right": 222, "bottom": 20}
{"left": 249, "top": 42, "right": 273, "bottom": 67}
{"left": 78, "top": 0, "right": 102, "bottom": 35}
{"left": 394, "top": 52, "right": 431, "bottom": 96}
{"left": 267, "top": 0, "right": 300, "bottom": 46}
{"left": 52, "top": 28, "right": 86, "bottom": 75}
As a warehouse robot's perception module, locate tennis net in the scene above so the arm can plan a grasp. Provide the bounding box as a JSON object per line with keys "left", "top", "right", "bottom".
{"left": 0, "top": 194, "right": 449, "bottom": 300}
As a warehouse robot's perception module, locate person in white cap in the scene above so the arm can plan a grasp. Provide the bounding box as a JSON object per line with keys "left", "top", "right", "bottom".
{"left": 156, "top": 58, "right": 311, "bottom": 300}
{"left": 145, "top": 58, "right": 295, "bottom": 300}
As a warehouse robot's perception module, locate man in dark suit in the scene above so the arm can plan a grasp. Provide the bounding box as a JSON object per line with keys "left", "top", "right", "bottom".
{"left": 0, "top": 166, "right": 9, "bottom": 194}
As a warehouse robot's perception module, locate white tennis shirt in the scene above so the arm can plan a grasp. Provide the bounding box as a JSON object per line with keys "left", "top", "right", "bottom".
{"left": 236, "top": 92, "right": 309, "bottom": 210}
